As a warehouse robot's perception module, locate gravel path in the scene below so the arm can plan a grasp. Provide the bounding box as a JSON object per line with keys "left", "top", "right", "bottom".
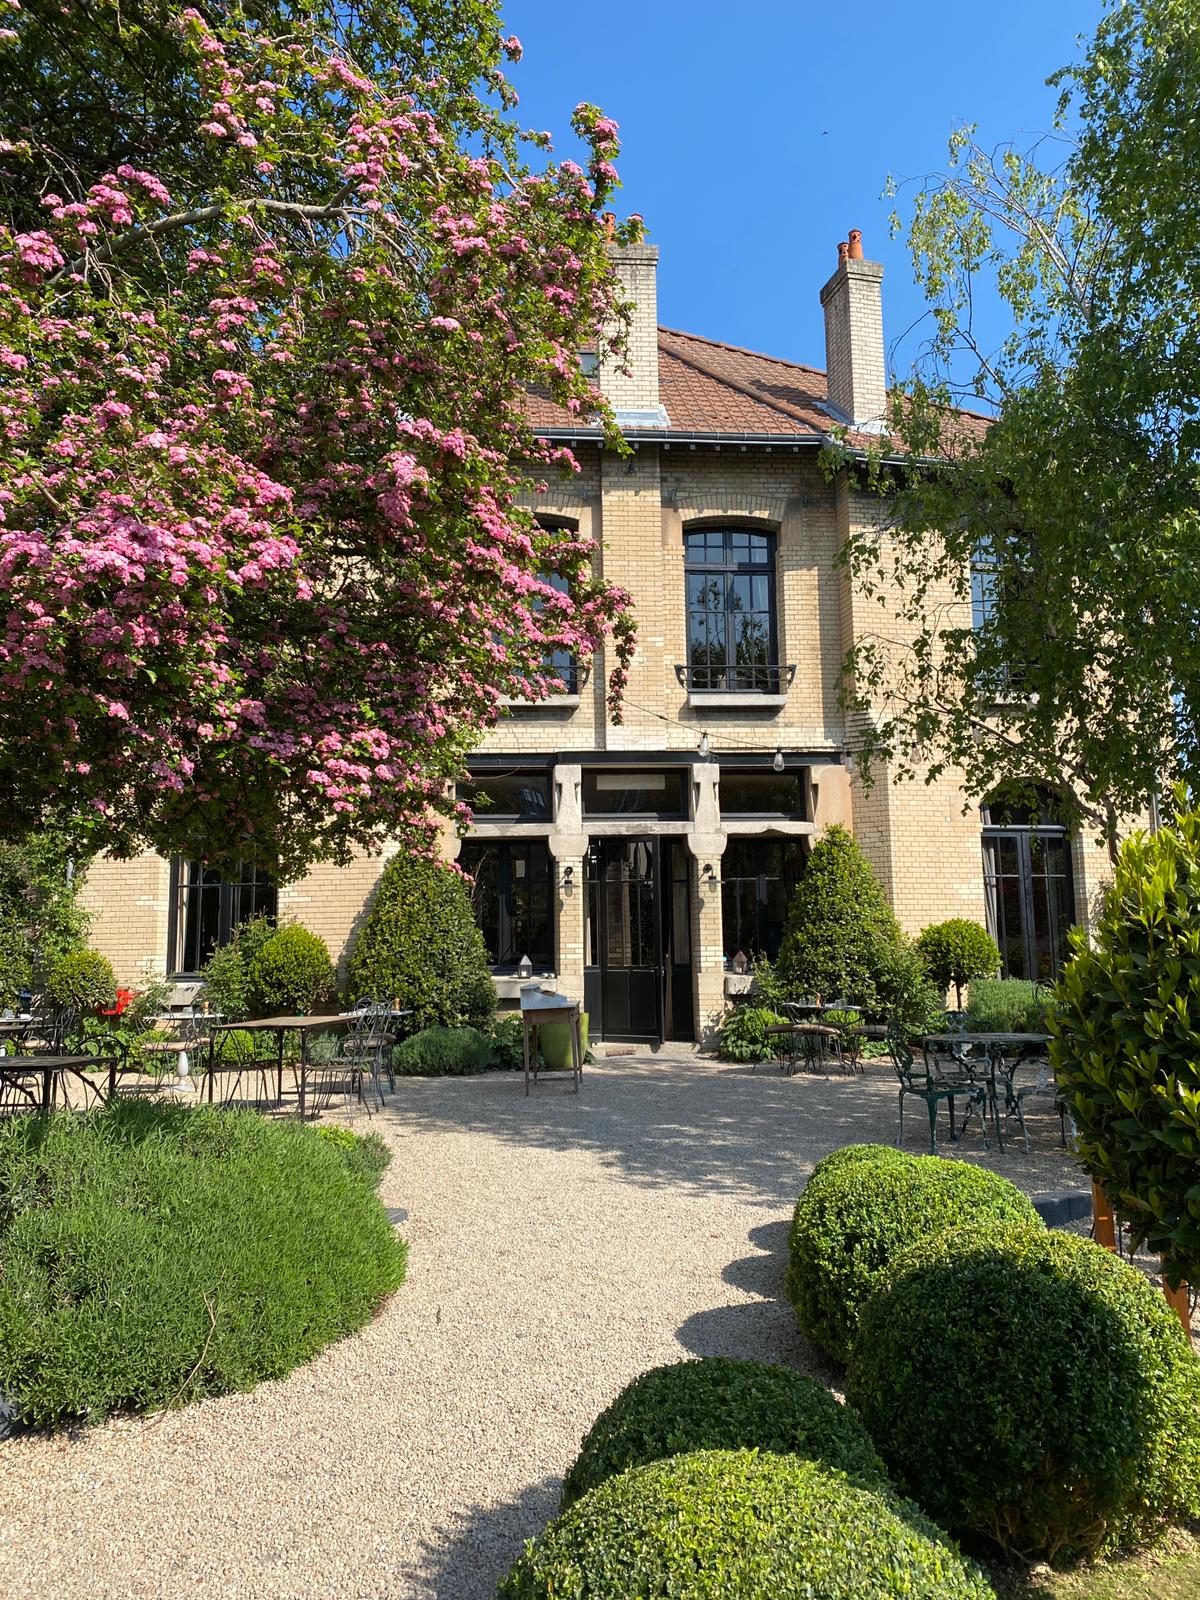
{"left": 0, "top": 1055, "right": 1086, "bottom": 1600}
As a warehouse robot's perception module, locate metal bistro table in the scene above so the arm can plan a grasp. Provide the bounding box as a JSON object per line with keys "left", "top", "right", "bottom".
{"left": 765, "top": 1022, "right": 847, "bottom": 1076}
{"left": 207, "top": 1014, "right": 356, "bottom": 1117}
{"left": 922, "top": 1032, "right": 1051, "bottom": 1154}
{"left": 0, "top": 1052, "right": 119, "bottom": 1111}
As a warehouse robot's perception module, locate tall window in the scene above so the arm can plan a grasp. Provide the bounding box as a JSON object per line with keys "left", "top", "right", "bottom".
{"left": 685, "top": 528, "right": 777, "bottom": 691}
{"left": 459, "top": 839, "right": 553, "bottom": 971}
{"left": 540, "top": 570, "right": 578, "bottom": 693}
{"left": 169, "top": 859, "right": 276, "bottom": 976}
{"left": 981, "top": 786, "right": 1075, "bottom": 980}
{"left": 721, "top": 838, "right": 806, "bottom": 964}
{"left": 971, "top": 539, "right": 1028, "bottom": 695}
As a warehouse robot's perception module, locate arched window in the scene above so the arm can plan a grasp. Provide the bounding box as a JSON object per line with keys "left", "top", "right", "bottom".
{"left": 980, "top": 786, "right": 1075, "bottom": 979}
{"left": 684, "top": 527, "right": 778, "bottom": 692}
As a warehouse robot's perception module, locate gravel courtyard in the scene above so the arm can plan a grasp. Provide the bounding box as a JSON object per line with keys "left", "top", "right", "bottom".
{"left": 0, "top": 1054, "right": 1086, "bottom": 1600}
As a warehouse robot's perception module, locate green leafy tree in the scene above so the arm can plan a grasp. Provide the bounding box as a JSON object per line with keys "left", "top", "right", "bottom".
{"left": 840, "top": 0, "right": 1200, "bottom": 840}
{"left": 776, "top": 826, "right": 906, "bottom": 1013}
{"left": 0, "top": 834, "right": 89, "bottom": 1004}
{"left": 347, "top": 853, "right": 494, "bottom": 1030}
{"left": 915, "top": 919, "right": 1000, "bottom": 1008}
{"left": 1051, "top": 791, "right": 1200, "bottom": 1289}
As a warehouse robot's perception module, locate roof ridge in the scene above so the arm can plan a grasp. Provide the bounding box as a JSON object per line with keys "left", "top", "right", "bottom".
{"left": 658, "top": 325, "right": 826, "bottom": 378}
{"left": 657, "top": 331, "right": 827, "bottom": 434}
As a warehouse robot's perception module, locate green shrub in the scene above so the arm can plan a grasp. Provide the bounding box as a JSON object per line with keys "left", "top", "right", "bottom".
{"left": 965, "top": 977, "right": 1045, "bottom": 1034}
{"left": 347, "top": 852, "right": 494, "bottom": 1031}
{"left": 560, "top": 1358, "right": 888, "bottom": 1508}
{"left": 45, "top": 946, "right": 116, "bottom": 1012}
{"left": 807, "top": 1142, "right": 910, "bottom": 1177}
{"left": 313, "top": 1125, "right": 392, "bottom": 1190}
{"left": 776, "top": 826, "right": 907, "bottom": 1014}
{"left": 200, "top": 914, "right": 277, "bottom": 1022}
{"left": 785, "top": 1149, "right": 1041, "bottom": 1362}
{"left": 716, "top": 1004, "right": 787, "bottom": 1063}
{"left": 488, "top": 1012, "right": 525, "bottom": 1071}
{"left": 0, "top": 1101, "right": 407, "bottom": 1426}
{"left": 391, "top": 1024, "right": 492, "bottom": 1076}
{"left": 245, "top": 923, "right": 336, "bottom": 1017}
{"left": 1052, "top": 797, "right": 1200, "bottom": 1287}
{"left": 915, "top": 919, "right": 1001, "bottom": 1008}
{"left": 500, "top": 1449, "right": 996, "bottom": 1600}
{"left": 848, "top": 1224, "right": 1200, "bottom": 1561}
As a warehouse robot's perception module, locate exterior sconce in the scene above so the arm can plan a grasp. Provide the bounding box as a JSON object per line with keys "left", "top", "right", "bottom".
{"left": 702, "top": 863, "right": 718, "bottom": 891}
{"left": 561, "top": 865, "right": 575, "bottom": 893}
{"left": 517, "top": 953, "right": 533, "bottom": 979}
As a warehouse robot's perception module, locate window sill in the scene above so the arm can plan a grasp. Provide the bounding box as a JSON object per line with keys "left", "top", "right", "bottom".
{"left": 492, "top": 970, "right": 556, "bottom": 1000}
{"left": 687, "top": 692, "right": 788, "bottom": 711}
{"left": 499, "top": 694, "right": 581, "bottom": 711}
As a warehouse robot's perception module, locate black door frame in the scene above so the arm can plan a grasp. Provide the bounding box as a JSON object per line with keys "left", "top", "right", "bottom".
{"left": 982, "top": 824, "right": 1075, "bottom": 980}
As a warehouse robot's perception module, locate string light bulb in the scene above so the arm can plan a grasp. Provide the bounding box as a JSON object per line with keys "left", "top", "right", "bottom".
{"left": 772, "top": 748, "right": 785, "bottom": 773}
{"left": 698, "top": 732, "right": 711, "bottom": 759}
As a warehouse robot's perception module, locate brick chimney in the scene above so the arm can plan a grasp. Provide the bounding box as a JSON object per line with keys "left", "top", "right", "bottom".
{"left": 819, "top": 230, "right": 887, "bottom": 429}
{"left": 599, "top": 230, "right": 668, "bottom": 428}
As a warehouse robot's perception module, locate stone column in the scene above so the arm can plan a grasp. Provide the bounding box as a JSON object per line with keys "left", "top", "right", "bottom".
{"left": 549, "top": 764, "right": 588, "bottom": 1007}
{"left": 688, "top": 761, "right": 727, "bottom": 1042}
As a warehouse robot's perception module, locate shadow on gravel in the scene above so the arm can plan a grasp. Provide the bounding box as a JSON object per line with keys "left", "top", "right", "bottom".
{"left": 414, "top": 1474, "right": 560, "bottom": 1600}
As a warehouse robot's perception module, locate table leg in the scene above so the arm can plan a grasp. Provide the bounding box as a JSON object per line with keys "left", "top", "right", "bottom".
{"left": 298, "top": 1030, "right": 307, "bottom": 1117}
{"left": 523, "top": 1017, "right": 530, "bottom": 1097}
{"left": 571, "top": 1014, "right": 581, "bottom": 1094}
{"left": 277, "top": 1030, "right": 285, "bottom": 1104}
{"left": 207, "top": 1035, "right": 215, "bottom": 1103}
{"left": 107, "top": 1056, "right": 118, "bottom": 1100}
{"left": 41, "top": 1065, "right": 51, "bottom": 1111}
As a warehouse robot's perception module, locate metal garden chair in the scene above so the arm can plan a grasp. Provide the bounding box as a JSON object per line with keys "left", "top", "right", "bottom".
{"left": 890, "top": 1032, "right": 989, "bottom": 1154}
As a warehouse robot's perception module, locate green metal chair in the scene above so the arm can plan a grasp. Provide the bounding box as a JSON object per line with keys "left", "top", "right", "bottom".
{"left": 888, "top": 1032, "right": 989, "bottom": 1154}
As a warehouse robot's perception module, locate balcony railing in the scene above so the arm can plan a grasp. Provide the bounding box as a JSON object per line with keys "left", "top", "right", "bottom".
{"left": 675, "top": 663, "right": 796, "bottom": 695}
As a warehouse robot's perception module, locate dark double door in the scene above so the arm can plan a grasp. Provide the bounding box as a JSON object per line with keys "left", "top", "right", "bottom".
{"left": 584, "top": 838, "right": 694, "bottom": 1044}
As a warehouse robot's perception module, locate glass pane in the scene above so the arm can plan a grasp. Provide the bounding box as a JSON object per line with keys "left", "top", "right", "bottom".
{"left": 459, "top": 772, "right": 550, "bottom": 820}
{"left": 583, "top": 771, "right": 686, "bottom": 817}
{"left": 459, "top": 844, "right": 500, "bottom": 964}
{"left": 719, "top": 772, "right": 803, "bottom": 816}
{"left": 748, "top": 533, "right": 769, "bottom": 562}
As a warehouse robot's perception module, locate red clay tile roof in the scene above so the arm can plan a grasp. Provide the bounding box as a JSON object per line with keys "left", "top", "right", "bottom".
{"left": 526, "top": 326, "right": 989, "bottom": 449}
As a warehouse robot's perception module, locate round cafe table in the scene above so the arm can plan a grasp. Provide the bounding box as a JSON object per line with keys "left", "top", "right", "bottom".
{"left": 922, "top": 1032, "right": 1050, "bottom": 1154}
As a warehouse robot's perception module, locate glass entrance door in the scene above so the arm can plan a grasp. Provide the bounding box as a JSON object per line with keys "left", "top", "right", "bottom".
{"left": 583, "top": 839, "right": 695, "bottom": 1043}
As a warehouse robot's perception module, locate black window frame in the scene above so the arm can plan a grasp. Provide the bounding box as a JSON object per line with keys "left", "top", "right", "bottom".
{"left": 582, "top": 768, "right": 689, "bottom": 820}
{"left": 980, "top": 785, "right": 1075, "bottom": 980}
{"left": 167, "top": 858, "right": 277, "bottom": 978}
{"left": 456, "top": 767, "right": 553, "bottom": 822}
{"left": 720, "top": 836, "right": 806, "bottom": 965}
{"left": 717, "top": 767, "right": 807, "bottom": 819}
{"left": 459, "top": 838, "right": 555, "bottom": 972}
{"left": 684, "top": 526, "right": 778, "bottom": 693}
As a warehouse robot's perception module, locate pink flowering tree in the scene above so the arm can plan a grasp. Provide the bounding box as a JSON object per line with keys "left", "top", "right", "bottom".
{"left": 0, "top": 0, "right": 636, "bottom": 876}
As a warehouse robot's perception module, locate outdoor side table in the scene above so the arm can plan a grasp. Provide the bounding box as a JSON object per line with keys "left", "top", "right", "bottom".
{"left": 519, "top": 987, "right": 582, "bottom": 1096}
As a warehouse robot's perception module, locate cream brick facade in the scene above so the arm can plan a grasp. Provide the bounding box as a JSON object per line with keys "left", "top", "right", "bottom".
{"left": 79, "top": 240, "right": 1109, "bottom": 1039}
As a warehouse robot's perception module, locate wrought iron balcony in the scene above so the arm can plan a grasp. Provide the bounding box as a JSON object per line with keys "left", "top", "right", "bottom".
{"left": 675, "top": 663, "right": 796, "bottom": 696}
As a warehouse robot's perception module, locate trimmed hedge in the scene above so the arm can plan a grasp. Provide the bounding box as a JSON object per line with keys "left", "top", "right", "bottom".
{"left": 785, "top": 1148, "right": 1041, "bottom": 1362}
{"left": 391, "top": 1024, "right": 493, "bottom": 1076}
{"left": 848, "top": 1224, "right": 1200, "bottom": 1561}
{"left": 347, "top": 852, "right": 494, "bottom": 1031}
{"left": 501, "top": 1450, "right": 996, "bottom": 1600}
{"left": 46, "top": 946, "right": 116, "bottom": 1012}
{"left": 0, "top": 1101, "right": 407, "bottom": 1427}
{"left": 915, "top": 919, "right": 1000, "bottom": 1008}
{"left": 966, "top": 977, "right": 1045, "bottom": 1035}
{"left": 776, "top": 825, "right": 906, "bottom": 1014}
{"left": 245, "top": 923, "right": 336, "bottom": 1017}
{"left": 560, "top": 1358, "right": 887, "bottom": 1508}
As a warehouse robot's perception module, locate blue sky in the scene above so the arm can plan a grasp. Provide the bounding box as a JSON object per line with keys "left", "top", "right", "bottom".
{"left": 501, "top": 0, "right": 1103, "bottom": 381}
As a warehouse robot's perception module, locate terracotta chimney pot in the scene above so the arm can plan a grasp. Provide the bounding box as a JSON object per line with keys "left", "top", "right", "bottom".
{"left": 837, "top": 240, "right": 849, "bottom": 264}
{"left": 847, "top": 228, "right": 864, "bottom": 261}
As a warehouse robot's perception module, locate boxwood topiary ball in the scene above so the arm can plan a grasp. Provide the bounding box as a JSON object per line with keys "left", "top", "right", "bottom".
{"left": 560, "top": 1357, "right": 887, "bottom": 1508}
{"left": 847, "top": 1224, "right": 1200, "bottom": 1561}
{"left": 501, "top": 1450, "right": 996, "bottom": 1600}
{"left": 786, "top": 1153, "right": 1041, "bottom": 1362}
